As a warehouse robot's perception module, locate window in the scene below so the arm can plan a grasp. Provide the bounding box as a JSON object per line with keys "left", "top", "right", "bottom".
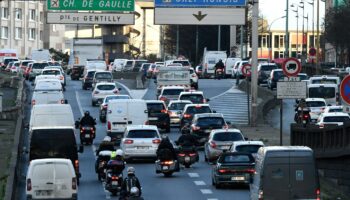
{"left": 279, "top": 35, "right": 284, "bottom": 48}
{"left": 29, "top": 9, "right": 35, "bottom": 21}
{"left": 29, "top": 28, "right": 36, "bottom": 40}
{"left": 15, "top": 8, "right": 22, "bottom": 20}
{"left": 40, "top": 31, "right": 43, "bottom": 40}
{"left": 52, "top": 24, "right": 57, "bottom": 32}
{"left": 262, "top": 35, "right": 268, "bottom": 48}
{"left": 15, "top": 27, "right": 22, "bottom": 39}
{"left": 1, "top": 27, "right": 8, "bottom": 39}
{"left": 1, "top": 7, "right": 9, "bottom": 19}
{"left": 40, "top": 11, "right": 44, "bottom": 22}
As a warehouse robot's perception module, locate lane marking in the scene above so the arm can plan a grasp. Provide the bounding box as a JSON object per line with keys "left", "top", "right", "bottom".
{"left": 188, "top": 173, "right": 200, "bottom": 178}
{"left": 200, "top": 189, "right": 213, "bottom": 194}
{"left": 75, "top": 91, "right": 84, "bottom": 116}
{"left": 207, "top": 199, "right": 218, "bottom": 200}
{"left": 194, "top": 180, "right": 206, "bottom": 186}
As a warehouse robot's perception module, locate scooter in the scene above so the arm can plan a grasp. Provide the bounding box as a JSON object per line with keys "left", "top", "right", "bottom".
{"left": 215, "top": 68, "right": 224, "bottom": 80}
{"left": 177, "top": 146, "right": 199, "bottom": 168}
{"left": 96, "top": 150, "right": 112, "bottom": 181}
{"left": 79, "top": 125, "right": 95, "bottom": 145}
{"left": 155, "top": 159, "right": 179, "bottom": 177}
{"left": 105, "top": 170, "right": 123, "bottom": 196}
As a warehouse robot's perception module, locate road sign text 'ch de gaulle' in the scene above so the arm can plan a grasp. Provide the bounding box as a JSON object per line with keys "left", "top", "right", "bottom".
{"left": 48, "top": 0, "right": 135, "bottom": 12}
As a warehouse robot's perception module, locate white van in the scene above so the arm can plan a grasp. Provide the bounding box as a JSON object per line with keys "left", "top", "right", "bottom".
{"left": 307, "top": 83, "right": 339, "bottom": 105}
{"left": 224, "top": 57, "right": 241, "bottom": 78}
{"left": 26, "top": 158, "right": 78, "bottom": 200}
{"left": 83, "top": 60, "right": 107, "bottom": 77}
{"left": 106, "top": 99, "right": 148, "bottom": 142}
{"left": 31, "top": 91, "right": 66, "bottom": 106}
{"left": 112, "top": 59, "right": 128, "bottom": 72}
{"left": 309, "top": 75, "right": 340, "bottom": 86}
{"left": 31, "top": 49, "right": 51, "bottom": 61}
{"left": 202, "top": 50, "right": 227, "bottom": 78}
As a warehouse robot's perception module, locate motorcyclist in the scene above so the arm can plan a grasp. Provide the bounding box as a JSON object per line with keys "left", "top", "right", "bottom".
{"left": 127, "top": 187, "right": 144, "bottom": 200}
{"left": 105, "top": 149, "right": 125, "bottom": 181}
{"left": 95, "top": 136, "right": 115, "bottom": 173}
{"left": 80, "top": 111, "right": 96, "bottom": 128}
{"left": 214, "top": 59, "right": 225, "bottom": 78}
{"left": 120, "top": 167, "right": 142, "bottom": 200}
{"left": 177, "top": 127, "right": 197, "bottom": 148}
{"left": 294, "top": 99, "right": 310, "bottom": 123}
{"left": 156, "top": 135, "right": 177, "bottom": 161}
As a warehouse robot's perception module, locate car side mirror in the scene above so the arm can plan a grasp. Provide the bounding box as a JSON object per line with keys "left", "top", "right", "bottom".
{"left": 244, "top": 137, "right": 249, "bottom": 141}
{"left": 213, "top": 110, "right": 216, "bottom": 113}
{"left": 64, "top": 99, "right": 68, "bottom": 104}
{"left": 206, "top": 98, "right": 210, "bottom": 102}
{"left": 226, "top": 121, "right": 231, "bottom": 125}
{"left": 78, "top": 145, "right": 84, "bottom": 153}
{"left": 144, "top": 110, "right": 148, "bottom": 113}
{"left": 24, "top": 123, "right": 29, "bottom": 129}
{"left": 118, "top": 88, "right": 122, "bottom": 91}
{"left": 75, "top": 120, "right": 80, "bottom": 129}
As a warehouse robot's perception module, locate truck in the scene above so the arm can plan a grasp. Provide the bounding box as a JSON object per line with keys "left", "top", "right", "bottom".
{"left": 70, "top": 38, "right": 103, "bottom": 69}
{"left": 31, "top": 49, "right": 51, "bottom": 61}
{"left": 201, "top": 47, "right": 227, "bottom": 78}
{"left": 156, "top": 66, "right": 191, "bottom": 96}
{"left": 0, "top": 49, "right": 18, "bottom": 68}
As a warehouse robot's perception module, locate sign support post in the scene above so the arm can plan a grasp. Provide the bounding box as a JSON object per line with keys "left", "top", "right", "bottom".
{"left": 280, "top": 99, "right": 283, "bottom": 145}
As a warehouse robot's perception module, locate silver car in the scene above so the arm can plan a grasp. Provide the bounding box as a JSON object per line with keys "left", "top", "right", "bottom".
{"left": 204, "top": 129, "right": 245, "bottom": 163}
{"left": 120, "top": 125, "right": 161, "bottom": 160}
{"left": 91, "top": 82, "right": 120, "bottom": 106}
{"left": 167, "top": 100, "right": 192, "bottom": 125}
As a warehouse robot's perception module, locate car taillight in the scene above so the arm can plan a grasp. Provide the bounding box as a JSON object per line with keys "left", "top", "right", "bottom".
{"left": 218, "top": 169, "right": 227, "bottom": 173}
{"left": 113, "top": 90, "right": 119, "bottom": 94}
{"left": 74, "top": 160, "right": 79, "bottom": 170}
{"left": 90, "top": 127, "right": 94, "bottom": 133}
{"left": 31, "top": 100, "right": 35, "bottom": 105}
{"left": 245, "top": 169, "right": 255, "bottom": 173}
{"left": 103, "top": 104, "right": 108, "bottom": 109}
{"left": 258, "top": 189, "right": 264, "bottom": 200}
{"left": 189, "top": 153, "right": 196, "bottom": 156}
{"left": 124, "top": 139, "right": 134, "bottom": 144}
{"left": 223, "top": 124, "right": 229, "bottom": 129}
{"left": 160, "top": 97, "right": 167, "bottom": 101}
{"left": 27, "top": 179, "right": 32, "bottom": 191}
{"left": 184, "top": 114, "right": 191, "bottom": 118}
{"left": 210, "top": 141, "right": 217, "bottom": 148}
{"left": 178, "top": 153, "right": 185, "bottom": 157}
{"left": 80, "top": 127, "right": 85, "bottom": 133}
{"left": 111, "top": 176, "right": 119, "bottom": 180}
{"left": 60, "top": 99, "right": 65, "bottom": 104}
{"left": 161, "top": 160, "right": 174, "bottom": 165}
{"left": 192, "top": 125, "right": 200, "bottom": 131}
{"left": 72, "top": 177, "right": 77, "bottom": 190}
{"left": 60, "top": 76, "right": 64, "bottom": 80}
{"left": 107, "top": 121, "right": 111, "bottom": 130}
{"left": 145, "top": 120, "right": 149, "bottom": 125}
{"left": 316, "top": 188, "right": 320, "bottom": 200}
{"left": 319, "top": 123, "right": 324, "bottom": 128}
{"left": 152, "top": 139, "right": 161, "bottom": 144}
{"left": 303, "top": 114, "right": 309, "bottom": 119}
{"left": 192, "top": 74, "right": 197, "bottom": 77}
{"left": 161, "top": 109, "right": 168, "bottom": 114}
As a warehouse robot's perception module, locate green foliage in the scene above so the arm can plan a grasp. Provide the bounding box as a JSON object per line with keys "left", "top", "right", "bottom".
{"left": 145, "top": 54, "right": 159, "bottom": 63}
{"left": 49, "top": 48, "right": 70, "bottom": 65}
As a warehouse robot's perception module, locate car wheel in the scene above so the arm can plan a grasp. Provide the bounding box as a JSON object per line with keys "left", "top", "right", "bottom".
{"left": 212, "top": 177, "right": 216, "bottom": 186}
{"left": 164, "top": 172, "right": 173, "bottom": 177}
{"left": 215, "top": 183, "right": 222, "bottom": 189}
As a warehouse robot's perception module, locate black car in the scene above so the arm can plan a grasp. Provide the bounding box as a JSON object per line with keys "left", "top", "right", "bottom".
{"left": 179, "top": 104, "right": 213, "bottom": 130}
{"left": 70, "top": 65, "right": 84, "bottom": 80}
{"left": 146, "top": 100, "right": 171, "bottom": 133}
{"left": 212, "top": 152, "right": 255, "bottom": 189}
{"left": 267, "top": 69, "right": 309, "bottom": 90}
{"left": 258, "top": 63, "right": 278, "bottom": 85}
{"left": 190, "top": 113, "right": 227, "bottom": 146}
{"left": 82, "top": 70, "right": 96, "bottom": 90}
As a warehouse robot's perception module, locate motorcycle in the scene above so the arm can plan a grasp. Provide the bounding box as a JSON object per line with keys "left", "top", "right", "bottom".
{"left": 96, "top": 150, "right": 112, "bottom": 181}
{"left": 294, "top": 108, "right": 311, "bottom": 127}
{"left": 177, "top": 146, "right": 199, "bottom": 168}
{"left": 215, "top": 68, "right": 224, "bottom": 80}
{"left": 75, "top": 118, "right": 96, "bottom": 145}
{"left": 105, "top": 170, "right": 123, "bottom": 196}
{"left": 155, "top": 159, "right": 179, "bottom": 177}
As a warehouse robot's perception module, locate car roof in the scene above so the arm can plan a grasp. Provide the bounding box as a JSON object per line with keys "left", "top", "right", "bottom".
{"left": 305, "top": 98, "right": 326, "bottom": 102}
{"left": 168, "top": 100, "right": 192, "bottom": 104}
{"left": 146, "top": 100, "right": 165, "bottom": 104}
{"left": 233, "top": 140, "right": 264, "bottom": 146}
{"left": 211, "top": 128, "right": 242, "bottom": 134}
{"left": 30, "top": 158, "right": 72, "bottom": 165}
{"left": 180, "top": 91, "right": 204, "bottom": 95}
{"left": 326, "top": 105, "right": 343, "bottom": 109}
{"left": 184, "top": 104, "right": 210, "bottom": 109}
{"left": 126, "top": 125, "right": 158, "bottom": 131}
{"left": 42, "top": 68, "right": 60, "bottom": 71}
{"left": 162, "top": 86, "right": 185, "bottom": 90}
{"left": 321, "top": 112, "right": 350, "bottom": 117}
{"left": 308, "top": 83, "right": 338, "bottom": 87}
{"left": 194, "top": 113, "right": 224, "bottom": 118}
{"left": 95, "top": 82, "right": 116, "bottom": 86}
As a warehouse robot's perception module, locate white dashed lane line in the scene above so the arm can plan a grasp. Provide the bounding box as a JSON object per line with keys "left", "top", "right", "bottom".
{"left": 200, "top": 189, "right": 213, "bottom": 194}
{"left": 194, "top": 181, "right": 206, "bottom": 186}
{"left": 188, "top": 173, "right": 200, "bottom": 178}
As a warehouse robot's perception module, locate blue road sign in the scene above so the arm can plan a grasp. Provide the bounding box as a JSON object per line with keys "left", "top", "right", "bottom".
{"left": 155, "top": 0, "right": 246, "bottom": 7}
{"left": 340, "top": 75, "right": 350, "bottom": 105}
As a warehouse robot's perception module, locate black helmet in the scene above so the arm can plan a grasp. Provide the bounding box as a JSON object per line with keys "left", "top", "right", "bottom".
{"left": 84, "top": 111, "right": 90, "bottom": 116}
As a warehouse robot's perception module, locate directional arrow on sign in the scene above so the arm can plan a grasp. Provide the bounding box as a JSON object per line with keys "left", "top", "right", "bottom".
{"left": 193, "top": 11, "right": 207, "bottom": 21}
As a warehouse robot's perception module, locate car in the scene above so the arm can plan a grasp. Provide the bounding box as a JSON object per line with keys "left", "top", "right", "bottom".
{"left": 323, "top": 105, "right": 344, "bottom": 113}
{"left": 212, "top": 152, "right": 255, "bottom": 188}
{"left": 4, "top": 61, "right": 14, "bottom": 72}
{"left": 10, "top": 61, "right": 20, "bottom": 73}
{"left": 233, "top": 60, "right": 249, "bottom": 79}
{"left": 146, "top": 100, "right": 171, "bottom": 133}
{"left": 305, "top": 98, "right": 327, "bottom": 123}
{"left": 189, "top": 68, "right": 199, "bottom": 89}
{"left": 31, "top": 90, "right": 66, "bottom": 106}
{"left": 267, "top": 70, "right": 309, "bottom": 90}
{"left": 34, "top": 79, "right": 63, "bottom": 92}
{"left": 1, "top": 57, "right": 18, "bottom": 69}
{"left": 317, "top": 112, "right": 350, "bottom": 128}
{"left": 82, "top": 69, "right": 96, "bottom": 90}
{"left": 146, "top": 64, "right": 156, "bottom": 78}
{"left": 165, "top": 59, "right": 191, "bottom": 68}
{"left": 140, "top": 63, "right": 152, "bottom": 73}
{"left": 26, "top": 158, "right": 78, "bottom": 200}
{"left": 92, "top": 82, "right": 121, "bottom": 106}
{"left": 158, "top": 86, "right": 186, "bottom": 105}
{"left": 224, "top": 57, "right": 241, "bottom": 78}
{"left": 258, "top": 63, "right": 278, "bottom": 85}
{"left": 167, "top": 100, "right": 192, "bottom": 125}
{"left": 44, "top": 66, "right": 67, "bottom": 86}
{"left": 190, "top": 113, "right": 228, "bottom": 146}
{"left": 36, "top": 68, "right": 65, "bottom": 86}
{"left": 99, "top": 94, "right": 131, "bottom": 122}
{"left": 229, "top": 140, "right": 264, "bottom": 159}
{"left": 24, "top": 62, "right": 34, "bottom": 80}
{"left": 29, "top": 62, "right": 50, "bottom": 81}
{"left": 178, "top": 91, "right": 209, "bottom": 104}
{"left": 204, "top": 129, "right": 245, "bottom": 163}
{"left": 179, "top": 104, "right": 214, "bottom": 130}
{"left": 92, "top": 71, "right": 113, "bottom": 88}
{"left": 120, "top": 125, "right": 161, "bottom": 161}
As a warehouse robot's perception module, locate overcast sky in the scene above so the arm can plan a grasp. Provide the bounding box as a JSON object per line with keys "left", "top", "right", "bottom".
{"left": 259, "top": 0, "right": 326, "bottom": 31}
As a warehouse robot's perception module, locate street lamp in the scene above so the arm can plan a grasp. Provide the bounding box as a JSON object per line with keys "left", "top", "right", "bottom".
{"left": 268, "top": 16, "right": 286, "bottom": 61}
{"left": 308, "top": 0, "right": 315, "bottom": 47}
{"left": 291, "top": 4, "right": 299, "bottom": 57}
{"left": 299, "top": 1, "right": 306, "bottom": 63}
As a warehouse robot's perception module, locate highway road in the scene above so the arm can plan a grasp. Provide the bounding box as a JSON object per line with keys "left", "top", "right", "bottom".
{"left": 16, "top": 78, "right": 251, "bottom": 200}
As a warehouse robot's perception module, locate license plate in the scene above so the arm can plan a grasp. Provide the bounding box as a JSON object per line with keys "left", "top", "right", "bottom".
{"left": 112, "top": 181, "right": 118, "bottom": 186}
{"left": 36, "top": 190, "right": 52, "bottom": 196}
{"left": 232, "top": 176, "right": 245, "bottom": 181}
{"left": 85, "top": 134, "right": 90, "bottom": 138}
{"left": 137, "top": 146, "right": 149, "bottom": 150}
{"left": 221, "top": 145, "right": 231, "bottom": 150}
{"left": 149, "top": 117, "right": 158, "bottom": 120}
{"left": 185, "top": 156, "right": 190, "bottom": 162}
{"left": 162, "top": 166, "right": 169, "bottom": 170}
{"left": 205, "top": 129, "right": 211, "bottom": 133}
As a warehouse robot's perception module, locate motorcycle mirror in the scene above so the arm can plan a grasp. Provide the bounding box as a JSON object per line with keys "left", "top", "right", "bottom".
{"left": 24, "top": 123, "right": 29, "bottom": 129}
{"left": 75, "top": 121, "right": 80, "bottom": 129}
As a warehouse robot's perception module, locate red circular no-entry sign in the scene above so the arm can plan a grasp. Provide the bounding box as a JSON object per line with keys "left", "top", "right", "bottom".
{"left": 241, "top": 64, "right": 252, "bottom": 77}
{"left": 282, "top": 57, "right": 302, "bottom": 77}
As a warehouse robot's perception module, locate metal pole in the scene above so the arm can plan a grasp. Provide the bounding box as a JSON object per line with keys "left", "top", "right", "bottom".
{"left": 247, "top": 77, "right": 250, "bottom": 125}
{"left": 240, "top": 25, "right": 244, "bottom": 58}
{"left": 301, "top": 3, "right": 305, "bottom": 62}
{"left": 296, "top": 11, "right": 299, "bottom": 57}
{"left": 195, "top": 26, "right": 199, "bottom": 64}
{"left": 218, "top": 25, "right": 221, "bottom": 51}
{"left": 316, "top": 0, "right": 320, "bottom": 74}
{"left": 142, "top": 9, "right": 146, "bottom": 58}
{"left": 176, "top": 25, "right": 179, "bottom": 56}
{"left": 280, "top": 99, "right": 283, "bottom": 146}
{"left": 312, "top": 0, "right": 315, "bottom": 47}
{"left": 251, "top": 0, "right": 259, "bottom": 127}
{"left": 285, "top": 0, "right": 289, "bottom": 58}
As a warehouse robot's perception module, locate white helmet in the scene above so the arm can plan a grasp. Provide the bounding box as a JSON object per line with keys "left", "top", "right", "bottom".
{"left": 103, "top": 136, "right": 111, "bottom": 142}
{"left": 130, "top": 187, "right": 139, "bottom": 196}
{"left": 116, "top": 149, "right": 123, "bottom": 156}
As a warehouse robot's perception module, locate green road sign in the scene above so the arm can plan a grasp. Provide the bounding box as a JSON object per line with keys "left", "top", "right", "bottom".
{"left": 48, "top": 0, "right": 134, "bottom": 12}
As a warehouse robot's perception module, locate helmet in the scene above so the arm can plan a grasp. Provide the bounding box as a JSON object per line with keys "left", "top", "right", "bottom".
{"left": 219, "top": 59, "right": 222, "bottom": 62}
{"left": 130, "top": 187, "right": 139, "bottom": 197}
{"left": 110, "top": 151, "right": 117, "bottom": 160}
{"left": 84, "top": 111, "right": 90, "bottom": 117}
{"left": 161, "top": 134, "right": 169, "bottom": 141}
{"left": 103, "top": 136, "right": 111, "bottom": 142}
{"left": 116, "top": 149, "right": 123, "bottom": 157}
{"left": 127, "top": 166, "right": 135, "bottom": 175}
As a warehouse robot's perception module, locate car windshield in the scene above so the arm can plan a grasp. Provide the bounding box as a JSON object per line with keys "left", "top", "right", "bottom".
{"left": 97, "top": 84, "right": 115, "bottom": 90}
{"left": 21, "top": 61, "right": 33, "bottom": 67}
{"left": 173, "top": 60, "right": 190, "bottom": 66}
{"left": 125, "top": 61, "right": 133, "bottom": 68}
{"left": 95, "top": 72, "right": 112, "bottom": 79}
{"left": 32, "top": 63, "right": 49, "bottom": 69}
{"left": 260, "top": 65, "right": 277, "bottom": 71}
{"left": 273, "top": 71, "right": 285, "bottom": 80}
{"left": 197, "top": 117, "right": 225, "bottom": 126}
{"left": 298, "top": 74, "right": 308, "bottom": 80}
{"left": 147, "top": 103, "right": 165, "bottom": 112}
{"left": 324, "top": 116, "right": 350, "bottom": 123}
{"left": 180, "top": 94, "right": 204, "bottom": 103}
{"left": 306, "top": 101, "right": 326, "bottom": 107}
{"left": 127, "top": 130, "right": 158, "bottom": 138}
{"left": 135, "top": 61, "right": 147, "bottom": 68}
{"left": 220, "top": 154, "right": 252, "bottom": 163}
{"left": 311, "top": 79, "right": 337, "bottom": 84}
{"left": 162, "top": 89, "right": 184, "bottom": 96}
{"left": 168, "top": 102, "right": 189, "bottom": 110}
{"left": 186, "top": 106, "right": 211, "bottom": 114}
{"left": 213, "top": 132, "right": 244, "bottom": 142}
{"left": 87, "top": 71, "right": 96, "bottom": 78}
{"left": 14, "top": 62, "right": 20, "bottom": 67}
{"left": 308, "top": 87, "right": 336, "bottom": 98}
{"left": 329, "top": 109, "right": 343, "bottom": 112}
{"left": 235, "top": 145, "right": 263, "bottom": 154}
{"left": 142, "top": 64, "right": 151, "bottom": 70}
{"left": 4, "top": 59, "right": 18, "bottom": 65}
{"left": 42, "top": 70, "right": 60, "bottom": 75}
{"left": 106, "top": 96, "right": 130, "bottom": 103}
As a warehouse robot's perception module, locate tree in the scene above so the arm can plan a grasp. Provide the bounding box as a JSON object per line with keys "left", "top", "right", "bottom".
{"left": 324, "top": 2, "right": 350, "bottom": 65}
{"left": 49, "top": 48, "right": 69, "bottom": 65}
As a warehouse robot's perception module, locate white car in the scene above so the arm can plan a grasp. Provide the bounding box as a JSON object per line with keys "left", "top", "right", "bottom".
{"left": 317, "top": 112, "right": 350, "bottom": 128}
{"left": 158, "top": 86, "right": 186, "bottom": 104}
{"left": 305, "top": 98, "right": 327, "bottom": 123}
{"left": 92, "top": 82, "right": 121, "bottom": 106}
{"left": 10, "top": 61, "right": 20, "bottom": 73}
{"left": 35, "top": 68, "right": 65, "bottom": 86}
{"left": 31, "top": 91, "right": 66, "bottom": 106}
{"left": 120, "top": 125, "right": 161, "bottom": 160}
{"left": 26, "top": 158, "right": 78, "bottom": 200}
{"left": 323, "top": 105, "right": 344, "bottom": 113}
{"left": 233, "top": 60, "right": 249, "bottom": 78}
{"left": 34, "top": 79, "right": 63, "bottom": 92}
{"left": 229, "top": 140, "right": 265, "bottom": 159}
{"left": 178, "top": 91, "right": 208, "bottom": 104}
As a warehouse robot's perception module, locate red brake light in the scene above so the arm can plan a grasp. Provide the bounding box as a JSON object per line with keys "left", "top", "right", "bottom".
{"left": 303, "top": 114, "right": 309, "bottom": 119}
{"left": 60, "top": 76, "right": 64, "bottom": 80}
{"left": 189, "top": 153, "right": 196, "bottom": 156}
{"left": 107, "top": 121, "right": 111, "bottom": 130}
{"left": 218, "top": 169, "right": 227, "bottom": 173}
{"left": 111, "top": 176, "right": 119, "bottom": 180}
{"left": 27, "top": 179, "right": 32, "bottom": 191}
{"left": 178, "top": 153, "right": 185, "bottom": 157}
{"left": 113, "top": 90, "right": 119, "bottom": 94}
{"left": 195, "top": 105, "right": 202, "bottom": 108}
{"left": 31, "top": 100, "right": 36, "bottom": 105}
{"left": 316, "top": 188, "right": 320, "bottom": 200}
{"left": 245, "top": 169, "right": 256, "bottom": 173}
{"left": 72, "top": 177, "right": 77, "bottom": 190}
{"left": 192, "top": 125, "right": 200, "bottom": 131}
{"left": 160, "top": 97, "right": 167, "bottom": 101}
{"left": 161, "top": 109, "right": 168, "bottom": 114}
{"left": 124, "top": 139, "right": 134, "bottom": 144}
{"left": 210, "top": 141, "right": 217, "bottom": 148}
{"left": 161, "top": 160, "right": 174, "bottom": 165}
{"left": 61, "top": 99, "right": 65, "bottom": 104}
{"left": 153, "top": 139, "right": 161, "bottom": 144}
{"left": 74, "top": 160, "right": 79, "bottom": 170}
{"left": 184, "top": 114, "right": 192, "bottom": 118}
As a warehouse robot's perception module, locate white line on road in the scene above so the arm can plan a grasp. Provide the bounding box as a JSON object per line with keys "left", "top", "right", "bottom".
{"left": 188, "top": 173, "right": 200, "bottom": 178}
{"left": 194, "top": 180, "right": 206, "bottom": 186}
{"left": 207, "top": 199, "right": 218, "bottom": 200}
{"left": 200, "top": 189, "right": 213, "bottom": 194}
{"left": 75, "top": 91, "right": 84, "bottom": 116}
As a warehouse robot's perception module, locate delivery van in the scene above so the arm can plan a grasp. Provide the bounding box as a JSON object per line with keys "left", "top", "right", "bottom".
{"left": 106, "top": 99, "right": 148, "bottom": 142}
{"left": 250, "top": 146, "right": 320, "bottom": 200}
{"left": 31, "top": 91, "right": 66, "bottom": 106}
{"left": 26, "top": 158, "right": 78, "bottom": 200}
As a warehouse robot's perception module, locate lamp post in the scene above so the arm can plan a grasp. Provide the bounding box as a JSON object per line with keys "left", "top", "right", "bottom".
{"left": 285, "top": 0, "right": 290, "bottom": 58}
{"left": 291, "top": 4, "right": 299, "bottom": 57}
{"left": 299, "top": 1, "right": 306, "bottom": 63}
{"left": 268, "top": 16, "right": 286, "bottom": 61}
{"left": 308, "top": 0, "right": 315, "bottom": 47}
